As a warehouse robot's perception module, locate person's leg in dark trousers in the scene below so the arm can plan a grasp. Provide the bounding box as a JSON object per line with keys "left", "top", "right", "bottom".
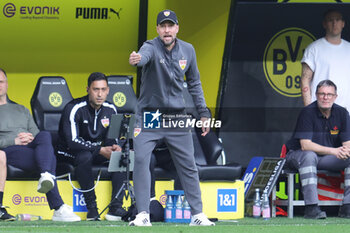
{"left": 286, "top": 150, "right": 326, "bottom": 219}
{"left": 164, "top": 131, "right": 202, "bottom": 215}
{"left": 286, "top": 150, "right": 319, "bottom": 205}
{"left": 317, "top": 155, "right": 350, "bottom": 204}
{"left": 6, "top": 131, "right": 56, "bottom": 174}
{"left": 88, "top": 152, "right": 127, "bottom": 220}
{"left": 314, "top": 154, "right": 350, "bottom": 217}
{"left": 73, "top": 150, "right": 98, "bottom": 219}
{"left": 4, "top": 138, "right": 64, "bottom": 210}
{"left": 27, "top": 131, "right": 56, "bottom": 173}
{"left": 28, "top": 131, "right": 63, "bottom": 208}
{"left": 110, "top": 172, "right": 127, "bottom": 208}
{"left": 90, "top": 153, "right": 127, "bottom": 209}
{"left": 104, "top": 171, "right": 128, "bottom": 220}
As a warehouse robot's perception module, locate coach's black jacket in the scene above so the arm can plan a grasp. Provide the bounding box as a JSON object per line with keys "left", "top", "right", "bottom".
{"left": 56, "top": 95, "right": 117, "bottom": 157}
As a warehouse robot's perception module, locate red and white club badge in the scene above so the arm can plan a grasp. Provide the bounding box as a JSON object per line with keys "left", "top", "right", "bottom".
{"left": 101, "top": 118, "right": 110, "bottom": 128}
{"left": 134, "top": 128, "right": 141, "bottom": 137}
{"left": 179, "top": 59, "right": 187, "bottom": 70}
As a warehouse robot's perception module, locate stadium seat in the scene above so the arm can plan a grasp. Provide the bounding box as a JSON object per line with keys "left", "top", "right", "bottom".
{"left": 30, "top": 76, "right": 73, "bottom": 132}
{"left": 185, "top": 82, "right": 241, "bottom": 181}
{"left": 152, "top": 128, "right": 242, "bottom": 182}
{"left": 153, "top": 83, "right": 242, "bottom": 182}
{"left": 106, "top": 75, "right": 137, "bottom": 113}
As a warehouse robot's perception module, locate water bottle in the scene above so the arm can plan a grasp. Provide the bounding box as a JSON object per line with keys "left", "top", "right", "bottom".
{"left": 261, "top": 190, "right": 271, "bottom": 220}
{"left": 16, "top": 214, "right": 42, "bottom": 221}
{"left": 175, "top": 195, "right": 183, "bottom": 219}
{"left": 182, "top": 196, "right": 191, "bottom": 219}
{"left": 252, "top": 188, "right": 261, "bottom": 218}
{"left": 165, "top": 195, "right": 174, "bottom": 220}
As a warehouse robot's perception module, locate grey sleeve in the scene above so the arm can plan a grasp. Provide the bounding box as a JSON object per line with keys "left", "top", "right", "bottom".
{"left": 26, "top": 108, "right": 40, "bottom": 137}
{"left": 0, "top": 136, "right": 14, "bottom": 149}
{"left": 185, "top": 45, "right": 211, "bottom": 118}
{"left": 0, "top": 106, "right": 39, "bottom": 148}
{"left": 137, "top": 42, "right": 154, "bottom": 67}
{"left": 0, "top": 107, "right": 17, "bottom": 148}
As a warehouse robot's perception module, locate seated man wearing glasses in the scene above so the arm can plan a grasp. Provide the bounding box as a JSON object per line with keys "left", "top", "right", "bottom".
{"left": 286, "top": 80, "right": 350, "bottom": 219}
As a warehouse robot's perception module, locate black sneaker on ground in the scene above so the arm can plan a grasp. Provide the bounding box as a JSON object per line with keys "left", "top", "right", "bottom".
{"left": 339, "top": 204, "right": 350, "bottom": 218}
{"left": 105, "top": 207, "right": 128, "bottom": 221}
{"left": 0, "top": 206, "right": 16, "bottom": 221}
{"left": 86, "top": 207, "right": 100, "bottom": 221}
{"left": 304, "top": 204, "right": 327, "bottom": 219}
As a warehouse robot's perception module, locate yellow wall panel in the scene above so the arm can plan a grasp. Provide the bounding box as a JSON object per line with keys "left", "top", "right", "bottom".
{"left": 0, "top": 0, "right": 139, "bottom": 109}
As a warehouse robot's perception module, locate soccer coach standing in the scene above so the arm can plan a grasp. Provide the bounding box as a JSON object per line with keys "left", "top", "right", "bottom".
{"left": 128, "top": 9, "right": 214, "bottom": 227}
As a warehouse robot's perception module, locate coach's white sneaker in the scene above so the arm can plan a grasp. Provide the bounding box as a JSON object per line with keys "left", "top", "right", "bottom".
{"left": 190, "top": 213, "right": 215, "bottom": 226}
{"left": 129, "top": 211, "right": 152, "bottom": 226}
{"left": 37, "top": 172, "right": 55, "bottom": 193}
{"left": 52, "top": 204, "right": 81, "bottom": 222}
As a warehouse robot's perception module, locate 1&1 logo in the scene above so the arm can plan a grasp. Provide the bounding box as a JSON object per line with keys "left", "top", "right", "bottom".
{"left": 263, "top": 27, "right": 315, "bottom": 97}
{"left": 217, "top": 189, "right": 237, "bottom": 212}
{"left": 73, "top": 189, "right": 87, "bottom": 212}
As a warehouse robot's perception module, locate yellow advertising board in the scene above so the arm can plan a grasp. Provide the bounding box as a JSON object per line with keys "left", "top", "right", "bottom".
{"left": 4, "top": 180, "right": 244, "bottom": 220}
{"left": 4, "top": 180, "right": 174, "bottom": 220}
{"left": 200, "top": 180, "right": 244, "bottom": 220}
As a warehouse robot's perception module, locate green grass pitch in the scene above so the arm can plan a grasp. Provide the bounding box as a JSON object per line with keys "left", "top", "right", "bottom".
{"left": 2, "top": 217, "right": 350, "bottom": 233}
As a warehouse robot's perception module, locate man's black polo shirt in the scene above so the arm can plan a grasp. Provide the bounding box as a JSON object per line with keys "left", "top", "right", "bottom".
{"left": 286, "top": 101, "right": 350, "bottom": 151}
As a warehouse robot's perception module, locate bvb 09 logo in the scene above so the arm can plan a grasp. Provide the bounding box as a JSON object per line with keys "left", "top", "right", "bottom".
{"left": 263, "top": 28, "right": 315, "bottom": 97}
{"left": 49, "top": 92, "right": 62, "bottom": 107}
{"left": 113, "top": 92, "right": 126, "bottom": 107}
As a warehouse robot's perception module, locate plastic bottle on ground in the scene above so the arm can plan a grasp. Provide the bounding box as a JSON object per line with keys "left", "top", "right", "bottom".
{"left": 16, "top": 214, "right": 42, "bottom": 221}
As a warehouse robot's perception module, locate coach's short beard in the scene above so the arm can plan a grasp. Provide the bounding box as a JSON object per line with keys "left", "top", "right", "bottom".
{"left": 162, "top": 38, "right": 176, "bottom": 48}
